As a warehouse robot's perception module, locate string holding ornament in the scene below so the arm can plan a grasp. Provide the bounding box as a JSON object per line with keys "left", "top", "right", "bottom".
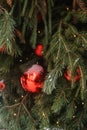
{"left": 37, "top": 0, "right": 47, "bottom": 23}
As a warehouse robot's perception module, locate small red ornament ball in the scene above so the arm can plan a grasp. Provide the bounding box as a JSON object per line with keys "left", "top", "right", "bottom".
{"left": 20, "top": 64, "right": 45, "bottom": 93}
{"left": 64, "top": 68, "right": 81, "bottom": 82}
{"left": 0, "top": 45, "right": 6, "bottom": 52}
{"left": 0, "top": 80, "right": 5, "bottom": 91}
{"left": 34, "top": 43, "right": 44, "bottom": 57}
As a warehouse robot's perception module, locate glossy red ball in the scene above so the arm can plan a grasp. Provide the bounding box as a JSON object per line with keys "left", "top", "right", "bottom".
{"left": 20, "top": 64, "right": 45, "bottom": 93}
{"left": 34, "top": 43, "right": 44, "bottom": 57}
{"left": 0, "top": 45, "right": 6, "bottom": 52}
{"left": 64, "top": 68, "right": 81, "bottom": 82}
{"left": 0, "top": 80, "right": 5, "bottom": 91}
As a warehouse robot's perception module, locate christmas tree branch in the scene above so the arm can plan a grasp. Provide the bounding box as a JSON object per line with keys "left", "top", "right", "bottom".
{"left": 79, "top": 65, "right": 85, "bottom": 99}
{"left": 0, "top": 9, "right": 21, "bottom": 56}
{"left": 22, "top": 103, "right": 35, "bottom": 124}
{"left": 51, "top": 90, "right": 67, "bottom": 113}
{"left": 16, "top": 93, "right": 28, "bottom": 123}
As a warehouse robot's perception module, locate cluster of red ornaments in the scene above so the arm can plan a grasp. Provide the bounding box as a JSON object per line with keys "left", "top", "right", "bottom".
{"left": 20, "top": 43, "right": 44, "bottom": 93}
{"left": 64, "top": 68, "right": 81, "bottom": 82}
{"left": 20, "top": 64, "right": 45, "bottom": 93}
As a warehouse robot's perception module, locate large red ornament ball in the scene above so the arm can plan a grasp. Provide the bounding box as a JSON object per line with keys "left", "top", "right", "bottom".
{"left": 34, "top": 43, "right": 44, "bottom": 57}
{"left": 64, "top": 68, "right": 81, "bottom": 82}
{"left": 20, "top": 64, "right": 45, "bottom": 93}
{"left": 0, "top": 80, "right": 5, "bottom": 91}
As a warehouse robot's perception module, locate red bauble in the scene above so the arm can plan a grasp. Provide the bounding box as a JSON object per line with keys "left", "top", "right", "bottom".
{"left": 0, "top": 45, "right": 6, "bottom": 52}
{"left": 0, "top": 80, "right": 5, "bottom": 91}
{"left": 34, "top": 43, "right": 44, "bottom": 57}
{"left": 64, "top": 68, "right": 81, "bottom": 82}
{"left": 20, "top": 64, "right": 45, "bottom": 93}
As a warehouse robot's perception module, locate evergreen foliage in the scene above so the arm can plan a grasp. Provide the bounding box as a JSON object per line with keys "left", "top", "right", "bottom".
{"left": 0, "top": 0, "right": 87, "bottom": 130}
